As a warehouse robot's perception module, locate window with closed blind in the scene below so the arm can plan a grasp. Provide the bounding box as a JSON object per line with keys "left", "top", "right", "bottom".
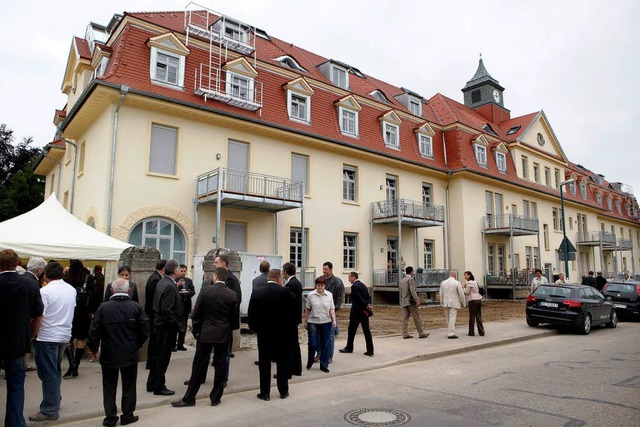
{"left": 291, "top": 153, "right": 309, "bottom": 195}
{"left": 225, "top": 221, "right": 247, "bottom": 252}
{"left": 149, "top": 124, "right": 177, "bottom": 175}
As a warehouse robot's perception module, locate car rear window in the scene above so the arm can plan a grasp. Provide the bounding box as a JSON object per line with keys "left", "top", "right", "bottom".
{"left": 607, "top": 283, "right": 635, "bottom": 293}
{"left": 533, "top": 286, "right": 572, "bottom": 298}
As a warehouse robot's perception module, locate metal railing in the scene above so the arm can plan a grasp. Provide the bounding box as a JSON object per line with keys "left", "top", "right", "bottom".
{"left": 297, "top": 267, "right": 316, "bottom": 290}
{"left": 196, "top": 168, "right": 303, "bottom": 202}
{"left": 372, "top": 268, "right": 451, "bottom": 288}
{"left": 195, "top": 64, "right": 263, "bottom": 111}
{"left": 483, "top": 214, "right": 539, "bottom": 232}
{"left": 576, "top": 231, "right": 616, "bottom": 246}
{"left": 371, "top": 199, "right": 445, "bottom": 222}
{"left": 618, "top": 238, "right": 633, "bottom": 250}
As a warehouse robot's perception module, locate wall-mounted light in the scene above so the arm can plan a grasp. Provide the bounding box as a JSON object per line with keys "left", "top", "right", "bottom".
{"left": 216, "top": 153, "right": 221, "bottom": 160}
{"left": 379, "top": 185, "right": 383, "bottom": 190}
{"left": 380, "top": 248, "right": 384, "bottom": 253}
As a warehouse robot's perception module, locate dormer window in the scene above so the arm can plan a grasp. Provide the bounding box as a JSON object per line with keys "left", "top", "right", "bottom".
{"left": 569, "top": 180, "right": 576, "bottom": 195}
{"left": 275, "top": 55, "right": 306, "bottom": 72}
{"left": 496, "top": 152, "right": 506, "bottom": 172}
{"left": 284, "top": 78, "right": 314, "bottom": 124}
{"left": 147, "top": 33, "right": 189, "bottom": 90}
{"left": 596, "top": 193, "right": 603, "bottom": 206}
{"left": 418, "top": 135, "right": 432, "bottom": 157}
{"left": 507, "top": 125, "right": 520, "bottom": 135}
{"left": 580, "top": 181, "right": 587, "bottom": 199}
{"left": 379, "top": 111, "right": 402, "bottom": 149}
{"left": 331, "top": 64, "right": 348, "bottom": 89}
{"left": 335, "top": 95, "right": 361, "bottom": 138}
{"left": 626, "top": 204, "right": 631, "bottom": 216}
{"left": 408, "top": 97, "right": 422, "bottom": 116}
{"left": 607, "top": 197, "right": 613, "bottom": 211}
{"left": 475, "top": 145, "right": 487, "bottom": 166}
{"left": 224, "top": 21, "right": 248, "bottom": 44}
{"left": 483, "top": 124, "right": 497, "bottom": 136}
{"left": 371, "top": 90, "right": 390, "bottom": 104}
{"left": 616, "top": 200, "right": 622, "bottom": 214}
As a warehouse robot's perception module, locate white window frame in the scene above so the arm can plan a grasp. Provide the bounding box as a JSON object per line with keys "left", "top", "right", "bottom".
{"left": 475, "top": 144, "right": 487, "bottom": 166}
{"left": 496, "top": 151, "right": 506, "bottom": 172}
{"left": 342, "top": 165, "right": 357, "bottom": 202}
{"left": 287, "top": 90, "right": 310, "bottom": 123}
{"left": 422, "top": 183, "right": 432, "bottom": 206}
{"left": 383, "top": 122, "right": 399, "bottom": 148}
{"left": 423, "top": 240, "right": 434, "bottom": 269}
{"left": 343, "top": 233, "right": 358, "bottom": 269}
{"left": 418, "top": 134, "right": 433, "bottom": 158}
{"left": 533, "top": 163, "right": 540, "bottom": 183}
{"left": 616, "top": 200, "right": 622, "bottom": 214}
{"left": 339, "top": 106, "right": 358, "bottom": 137}
{"left": 607, "top": 197, "right": 613, "bottom": 211}
{"left": 580, "top": 182, "right": 587, "bottom": 199}
{"left": 596, "top": 193, "right": 603, "bottom": 206}
{"left": 522, "top": 156, "right": 529, "bottom": 179}
{"left": 128, "top": 218, "right": 187, "bottom": 264}
{"left": 289, "top": 227, "right": 308, "bottom": 268}
{"left": 149, "top": 48, "right": 185, "bottom": 88}
{"left": 226, "top": 72, "right": 254, "bottom": 101}
{"left": 569, "top": 181, "right": 576, "bottom": 195}
{"left": 408, "top": 97, "right": 422, "bottom": 116}
{"left": 223, "top": 21, "right": 248, "bottom": 44}
{"left": 331, "top": 64, "right": 348, "bottom": 89}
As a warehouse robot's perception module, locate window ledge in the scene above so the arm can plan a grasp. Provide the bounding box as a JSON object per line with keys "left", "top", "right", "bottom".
{"left": 420, "top": 154, "right": 434, "bottom": 160}
{"left": 384, "top": 144, "right": 401, "bottom": 151}
{"left": 147, "top": 171, "right": 179, "bottom": 180}
{"left": 478, "top": 163, "right": 488, "bottom": 169}
{"left": 340, "top": 131, "right": 359, "bottom": 139}
{"left": 342, "top": 200, "right": 360, "bottom": 207}
{"left": 151, "top": 80, "right": 184, "bottom": 91}
{"left": 289, "top": 117, "right": 311, "bottom": 125}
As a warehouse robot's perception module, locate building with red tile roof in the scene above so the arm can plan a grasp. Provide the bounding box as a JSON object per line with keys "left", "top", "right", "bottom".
{"left": 34, "top": 6, "right": 640, "bottom": 299}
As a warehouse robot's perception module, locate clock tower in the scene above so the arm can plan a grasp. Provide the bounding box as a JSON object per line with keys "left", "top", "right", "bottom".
{"left": 462, "top": 57, "right": 510, "bottom": 122}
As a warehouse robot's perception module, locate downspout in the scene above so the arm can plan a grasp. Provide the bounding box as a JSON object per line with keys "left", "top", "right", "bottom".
{"left": 62, "top": 139, "right": 78, "bottom": 214}
{"left": 107, "top": 85, "right": 129, "bottom": 236}
{"left": 442, "top": 132, "right": 451, "bottom": 269}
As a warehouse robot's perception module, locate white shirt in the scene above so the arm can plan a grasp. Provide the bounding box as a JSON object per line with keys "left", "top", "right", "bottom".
{"left": 37, "top": 279, "right": 77, "bottom": 343}
{"left": 531, "top": 276, "right": 548, "bottom": 292}
{"left": 305, "top": 290, "right": 334, "bottom": 324}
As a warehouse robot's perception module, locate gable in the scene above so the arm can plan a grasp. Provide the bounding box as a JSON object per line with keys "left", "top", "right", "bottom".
{"left": 378, "top": 110, "right": 402, "bottom": 125}
{"left": 335, "top": 95, "right": 362, "bottom": 111}
{"left": 223, "top": 57, "right": 258, "bottom": 78}
{"left": 146, "top": 32, "right": 190, "bottom": 56}
{"left": 415, "top": 122, "right": 435, "bottom": 136}
{"left": 517, "top": 111, "right": 567, "bottom": 161}
{"left": 283, "top": 77, "right": 315, "bottom": 96}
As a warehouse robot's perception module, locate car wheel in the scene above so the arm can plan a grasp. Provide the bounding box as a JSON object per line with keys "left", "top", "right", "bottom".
{"left": 606, "top": 310, "right": 618, "bottom": 328}
{"left": 579, "top": 314, "right": 592, "bottom": 335}
{"left": 526, "top": 318, "right": 539, "bottom": 327}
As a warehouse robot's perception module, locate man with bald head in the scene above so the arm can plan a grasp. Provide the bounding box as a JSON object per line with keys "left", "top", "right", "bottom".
{"left": 248, "top": 269, "right": 297, "bottom": 401}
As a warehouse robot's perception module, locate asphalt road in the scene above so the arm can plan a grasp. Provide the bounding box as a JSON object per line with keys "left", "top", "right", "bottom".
{"left": 61, "top": 321, "right": 640, "bottom": 427}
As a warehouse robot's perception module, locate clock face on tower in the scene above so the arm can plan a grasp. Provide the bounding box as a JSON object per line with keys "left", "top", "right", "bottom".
{"left": 492, "top": 89, "right": 501, "bottom": 103}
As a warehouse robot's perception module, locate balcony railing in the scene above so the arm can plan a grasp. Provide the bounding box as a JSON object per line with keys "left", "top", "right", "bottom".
{"left": 483, "top": 214, "right": 539, "bottom": 233}
{"left": 371, "top": 199, "right": 445, "bottom": 224}
{"left": 371, "top": 268, "right": 451, "bottom": 289}
{"left": 618, "top": 238, "right": 633, "bottom": 250}
{"left": 576, "top": 231, "right": 616, "bottom": 247}
{"left": 196, "top": 168, "right": 303, "bottom": 203}
{"left": 195, "top": 64, "right": 263, "bottom": 111}
{"left": 485, "top": 270, "right": 534, "bottom": 287}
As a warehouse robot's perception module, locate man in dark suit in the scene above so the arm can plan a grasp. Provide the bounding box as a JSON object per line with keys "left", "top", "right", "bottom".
{"left": 248, "top": 269, "right": 297, "bottom": 401}
{"left": 283, "top": 262, "right": 303, "bottom": 377}
{"left": 595, "top": 271, "right": 607, "bottom": 291}
{"left": 251, "top": 261, "right": 270, "bottom": 291}
{"left": 339, "top": 271, "right": 374, "bottom": 356}
{"left": 176, "top": 264, "right": 196, "bottom": 351}
{"left": 582, "top": 271, "right": 597, "bottom": 287}
{"left": 144, "top": 260, "right": 166, "bottom": 370}
{"left": 213, "top": 254, "right": 241, "bottom": 383}
{"left": 0, "top": 249, "right": 44, "bottom": 427}
{"left": 88, "top": 278, "right": 149, "bottom": 427}
{"left": 146, "top": 260, "right": 182, "bottom": 395}
{"left": 171, "top": 267, "right": 239, "bottom": 408}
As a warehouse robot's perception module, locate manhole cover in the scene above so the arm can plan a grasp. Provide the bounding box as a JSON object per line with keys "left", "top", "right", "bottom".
{"left": 344, "top": 408, "right": 411, "bottom": 426}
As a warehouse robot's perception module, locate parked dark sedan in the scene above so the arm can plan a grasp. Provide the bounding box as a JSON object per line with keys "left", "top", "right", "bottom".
{"left": 526, "top": 284, "right": 617, "bottom": 334}
{"left": 602, "top": 280, "right": 640, "bottom": 319}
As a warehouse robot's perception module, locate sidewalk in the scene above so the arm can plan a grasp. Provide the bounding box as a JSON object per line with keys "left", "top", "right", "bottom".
{"left": 5, "top": 319, "right": 554, "bottom": 425}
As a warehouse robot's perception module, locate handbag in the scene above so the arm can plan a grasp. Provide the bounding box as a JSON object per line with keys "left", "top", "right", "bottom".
{"left": 478, "top": 286, "right": 486, "bottom": 296}
{"left": 362, "top": 307, "right": 374, "bottom": 317}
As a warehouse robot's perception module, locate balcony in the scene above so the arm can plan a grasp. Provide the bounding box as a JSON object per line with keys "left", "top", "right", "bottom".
{"left": 482, "top": 214, "right": 539, "bottom": 236}
{"left": 196, "top": 168, "right": 303, "bottom": 212}
{"left": 371, "top": 199, "right": 445, "bottom": 228}
{"left": 618, "top": 238, "right": 633, "bottom": 250}
{"left": 371, "top": 268, "right": 449, "bottom": 292}
{"left": 195, "top": 64, "right": 263, "bottom": 111}
{"left": 576, "top": 231, "right": 616, "bottom": 248}
{"left": 185, "top": 9, "right": 256, "bottom": 55}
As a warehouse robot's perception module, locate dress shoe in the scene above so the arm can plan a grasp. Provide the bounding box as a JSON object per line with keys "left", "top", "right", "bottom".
{"left": 146, "top": 387, "right": 153, "bottom": 392}
{"left": 447, "top": 335, "right": 459, "bottom": 339}
{"left": 177, "top": 346, "right": 188, "bottom": 351}
{"left": 103, "top": 420, "right": 117, "bottom": 427}
{"left": 184, "top": 379, "right": 205, "bottom": 386}
{"left": 403, "top": 334, "right": 414, "bottom": 339}
{"left": 120, "top": 415, "right": 140, "bottom": 425}
{"left": 171, "top": 400, "right": 195, "bottom": 408}
{"left": 320, "top": 366, "right": 330, "bottom": 373}
{"left": 363, "top": 352, "right": 374, "bottom": 357}
{"left": 171, "top": 347, "right": 177, "bottom": 352}
{"left": 419, "top": 333, "right": 430, "bottom": 339}
{"left": 230, "top": 352, "right": 235, "bottom": 358}
{"left": 211, "top": 400, "right": 221, "bottom": 406}
{"left": 254, "top": 361, "right": 259, "bottom": 365}
{"left": 338, "top": 348, "right": 353, "bottom": 353}
{"left": 257, "top": 393, "right": 270, "bottom": 401}
{"left": 280, "top": 393, "right": 289, "bottom": 399}
{"left": 154, "top": 389, "right": 175, "bottom": 396}
{"left": 306, "top": 362, "right": 313, "bottom": 369}
{"left": 273, "top": 374, "right": 292, "bottom": 379}
{"left": 29, "top": 412, "right": 60, "bottom": 421}
{"left": 467, "top": 333, "right": 475, "bottom": 336}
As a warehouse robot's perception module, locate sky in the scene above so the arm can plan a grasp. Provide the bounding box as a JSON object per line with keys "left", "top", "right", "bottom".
{"left": 1, "top": 0, "right": 638, "bottom": 195}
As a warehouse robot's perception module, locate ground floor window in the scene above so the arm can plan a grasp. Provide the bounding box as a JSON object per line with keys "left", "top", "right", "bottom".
{"left": 128, "top": 217, "right": 186, "bottom": 264}
{"left": 423, "top": 240, "right": 434, "bottom": 269}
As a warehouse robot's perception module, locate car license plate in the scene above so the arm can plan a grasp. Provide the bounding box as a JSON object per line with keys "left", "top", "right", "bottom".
{"left": 539, "top": 301, "right": 558, "bottom": 308}
{"left": 614, "top": 304, "right": 627, "bottom": 309}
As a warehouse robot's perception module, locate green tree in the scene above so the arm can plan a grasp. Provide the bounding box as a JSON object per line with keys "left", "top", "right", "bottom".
{"left": 0, "top": 123, "right": 44, "bottom": 221}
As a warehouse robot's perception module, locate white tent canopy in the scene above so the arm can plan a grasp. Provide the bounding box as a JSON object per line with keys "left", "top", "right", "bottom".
{"left": 0, "top": 193, "right": 132, "bottom": 260}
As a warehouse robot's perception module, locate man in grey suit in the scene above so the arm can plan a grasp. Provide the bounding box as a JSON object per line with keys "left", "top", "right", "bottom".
{"left": 172, "top": 267, "right": 239, "bottom": 407}
{"left": 399, "top": 266, "right": 429, "bottom": 339}
{"left": 251, "top": 261, "right": 270, "bottom": 291}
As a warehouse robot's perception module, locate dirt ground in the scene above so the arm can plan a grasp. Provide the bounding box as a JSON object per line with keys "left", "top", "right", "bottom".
{"left": 215, "top": 300, "right": 527, "bottom": 351}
